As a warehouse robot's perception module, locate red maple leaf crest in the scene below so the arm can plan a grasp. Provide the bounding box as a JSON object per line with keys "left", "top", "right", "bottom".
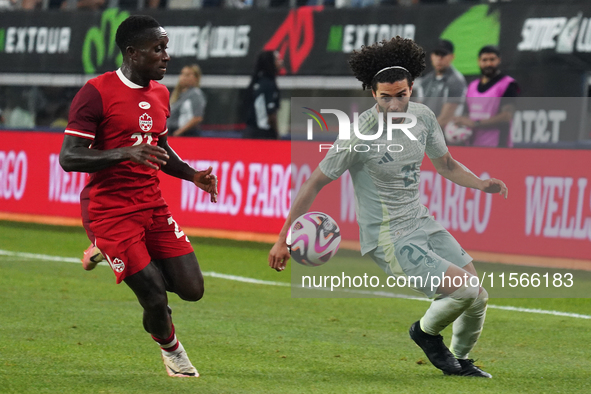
{"left": 139, "top": 113, "right": 153, "bottom": 132}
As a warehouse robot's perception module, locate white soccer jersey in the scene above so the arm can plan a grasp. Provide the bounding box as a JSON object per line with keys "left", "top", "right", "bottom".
{"left": 318, "top": 101, "right": 448, "bottom": 255}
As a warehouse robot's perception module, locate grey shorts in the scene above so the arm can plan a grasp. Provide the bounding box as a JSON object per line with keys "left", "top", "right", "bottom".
{"left": 368, "top": 216, "right": 472, "bottom": 298}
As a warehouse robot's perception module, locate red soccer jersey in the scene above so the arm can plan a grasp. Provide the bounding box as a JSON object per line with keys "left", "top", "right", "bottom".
{"left": 65, "top": 69, "right": 170, "bottom": 221}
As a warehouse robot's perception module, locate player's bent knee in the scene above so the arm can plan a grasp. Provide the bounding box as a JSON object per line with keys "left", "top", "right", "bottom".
{"left": 138, "top": 290, "right": 169, "bottom": 311}
{"left": 474, "top": 287, "right": 489, "bottom": 309}
{"left": 450, "top": 283, "right": 480, "bottom": 307}
{"left": 177, "top": 283, "right": 204, "bottom": 302}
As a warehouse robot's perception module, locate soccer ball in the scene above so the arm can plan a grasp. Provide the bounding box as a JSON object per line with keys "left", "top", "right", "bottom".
{"left": 444, "top": 122, "right": 472, "bottom": 144}
{"left": 287, "top": 212, "right": 341, "bottom": 267}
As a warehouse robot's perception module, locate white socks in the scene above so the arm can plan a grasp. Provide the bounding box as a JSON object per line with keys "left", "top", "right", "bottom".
{"left": 419, "top": 284, "right": 488, "bottom": 359}
{"left": 420, "top": 284, "right": 480, "bottom": 336}
{"left": 450, "top": 288, "right": 488, "bottom": 359}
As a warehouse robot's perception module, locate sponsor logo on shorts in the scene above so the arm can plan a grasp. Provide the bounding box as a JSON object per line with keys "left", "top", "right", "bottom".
{"left": 105, "top": 254, "right": 126, "bottom": 273}
{"left": 111, "top": 258, "right": 125, "bottom": 273}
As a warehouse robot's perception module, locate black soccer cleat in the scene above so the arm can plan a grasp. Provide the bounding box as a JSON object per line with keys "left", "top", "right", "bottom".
{"left": 409, "top": 320, "right": 462, "bottom": 374}
{"left": 445, "top": 358, "right": 492, "bottom": 378}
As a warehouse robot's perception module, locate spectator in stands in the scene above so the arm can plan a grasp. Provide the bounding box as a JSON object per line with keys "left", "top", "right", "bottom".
{"left": 169, "top": 65, "right": 207, "bottom": 137}
{"left": 454, "top": 45, "right": 520, "bottom": 148}
{"left": 118, "top": 0, "right": 166, "bottom": 8}
{"left": 0, "top": 0, "right": 17, "bottom": 9}
{"left": 349, "top": 0, "right": 377, "bottom": 7}
{"left": 414, "top": 39, "right": 466, "bottom": 131}
{"left": 244, "top": 50, "right": 283, "bottom": 139}
{"left": 380, "top": 0, "right": 419, "bottom": 6}
{"left": 75, "top": 0, "right": 105, "bottom": 9}
{"left": 3, "top": 89, "right": 35, "bottom": 128}
{"left": 225, "top": 0, "right": 252, "bottom": 7}
{"left": 48, "top": 0, "right": 105, "bottom": 10}
{"left": 202, "top": 0, "right": 222, "bottom": 6}
{"left": 21, "top": 0, "right": 42, "bottom": 9}
{"left": 147, "top": 0, "right": 167, "bottom": 7}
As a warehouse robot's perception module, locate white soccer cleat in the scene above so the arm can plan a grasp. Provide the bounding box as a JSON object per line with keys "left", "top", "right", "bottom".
{"left": 161, "top": 345, "right": 199, "bottom": 378}
{"left": 81, "top": 244, "right": 103, "bottom": 271}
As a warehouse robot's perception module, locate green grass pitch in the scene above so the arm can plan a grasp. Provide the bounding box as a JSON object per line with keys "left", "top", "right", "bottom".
{"left": 1, "top": 220, "right": 590, "bottom": 393}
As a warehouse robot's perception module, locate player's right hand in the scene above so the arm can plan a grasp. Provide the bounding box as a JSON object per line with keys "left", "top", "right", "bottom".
{"left": 480, "top": 178, "right": 508, "bottom": 199}
{"left": 193, "top": 167, "right": 218, "bottom": 203}
{"left": 268, "top": 241, "right": 290, "bottom": 272}
{"left": 125, "top": 144, "right": 169, "bottom": 170}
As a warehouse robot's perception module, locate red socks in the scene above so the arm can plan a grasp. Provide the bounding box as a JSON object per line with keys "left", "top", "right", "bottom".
{"left": 152, "top": 324, "right": 179, "bottom": 353}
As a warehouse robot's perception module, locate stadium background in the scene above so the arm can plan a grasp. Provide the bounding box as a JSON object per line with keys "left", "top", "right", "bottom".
{"left": 1, "top": 1, "right": 591, "bottom": 393}
{"left": 1, "top": 0, "right": 590, "bottom": 268}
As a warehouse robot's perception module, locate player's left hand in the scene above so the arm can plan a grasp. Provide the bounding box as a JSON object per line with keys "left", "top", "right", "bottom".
{"left": 480, "top": 178, "right": 508, "bottom": 199}
{"left": 193, "top": 167, "right": 218, "bottom": 203}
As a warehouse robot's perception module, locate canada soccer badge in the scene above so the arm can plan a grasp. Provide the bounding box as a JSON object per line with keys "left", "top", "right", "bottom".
{"left": 104, "top": 256, "right": 126, "bottom": 273}
{"left": 139, "top": 113, "right": 153, "bottom": 132}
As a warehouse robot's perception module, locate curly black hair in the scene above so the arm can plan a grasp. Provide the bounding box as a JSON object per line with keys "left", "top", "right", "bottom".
{"left": 348, "top": 37, "right": 426, "bottom": 91}
{"left": 116, "top": 15, "right": 161, "bottom": 54}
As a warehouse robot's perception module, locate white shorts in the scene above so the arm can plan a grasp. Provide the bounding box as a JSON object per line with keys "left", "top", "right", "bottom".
{"left": 368, "top": 216, "right": 472, "bottom": 298}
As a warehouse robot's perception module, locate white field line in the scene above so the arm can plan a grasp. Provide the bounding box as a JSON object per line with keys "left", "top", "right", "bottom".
{"left": 1, "top": 249, "right": 590, "bottom": 320}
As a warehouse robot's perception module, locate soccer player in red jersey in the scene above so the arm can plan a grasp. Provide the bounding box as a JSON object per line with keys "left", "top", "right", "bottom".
{"left": 59, "top": 15, "right": 217, "bottom": 378}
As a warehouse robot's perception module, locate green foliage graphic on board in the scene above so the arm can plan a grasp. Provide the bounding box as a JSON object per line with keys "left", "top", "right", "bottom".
{"left": 440, "top": 5, "right": 500, "bottom": 76}
{"left": 82, "top": 8, "right": 129, "bottom": 74}
{"left": 0, "top": 28, "right": 5, "bottom": 52}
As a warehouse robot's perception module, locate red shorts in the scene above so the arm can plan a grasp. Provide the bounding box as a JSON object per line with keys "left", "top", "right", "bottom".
{"left": 84, "top": 206, "right": 194, "bottom": 283}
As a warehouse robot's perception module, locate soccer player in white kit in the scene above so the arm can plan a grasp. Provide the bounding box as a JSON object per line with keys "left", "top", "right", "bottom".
{"left": 268, "top": 37, "right": 508, "bottom": 378}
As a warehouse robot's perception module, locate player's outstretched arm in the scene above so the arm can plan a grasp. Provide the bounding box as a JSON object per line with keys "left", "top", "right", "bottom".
{"left": 60, "top": 135, "right": 169, "bottom": 173}
{"left": 157, "top": 135, "right": 218, "bottom": 203}
{"left": 430, "top": 151, "right": 508, "bottom": 199}
{"left": 269, "top": 167, "right": 333, "bottom": 272}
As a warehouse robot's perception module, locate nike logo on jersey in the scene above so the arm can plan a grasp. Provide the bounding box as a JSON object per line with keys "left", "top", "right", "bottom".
{"left": 378, "top": 152, "right": 394, "bottom": 164}
{"left": 139, "top": 101, "right": 151, "bottom": 109}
